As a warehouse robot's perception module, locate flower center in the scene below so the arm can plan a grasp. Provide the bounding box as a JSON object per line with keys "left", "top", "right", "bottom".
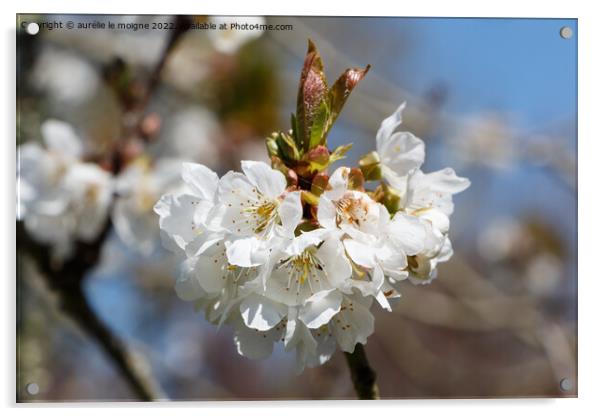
{"left": 335, "top": 194, "right": 369, "bottom": 227}
{"left": 278, "top": 247, "right": 326, "bottom": 296}
{"left": 241, "top": 197, "right": 279, "bottom": 236}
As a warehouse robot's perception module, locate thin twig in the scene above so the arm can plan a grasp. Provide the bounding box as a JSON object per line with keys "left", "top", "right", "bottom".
{"left": 344, "top": 344, "right": 380, "bottom": 400}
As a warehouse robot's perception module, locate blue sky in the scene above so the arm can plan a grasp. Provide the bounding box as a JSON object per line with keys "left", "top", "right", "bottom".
{"left": 386, "top": 18, "right": 577, "bottom": 129}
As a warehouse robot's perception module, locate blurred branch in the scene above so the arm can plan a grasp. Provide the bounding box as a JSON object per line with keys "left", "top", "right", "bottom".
{"left": 17, "top": 221, "right": 163, "bottom": 401}
{"left": 15, "top": 20, "right": 194, "bottom": 400}
{"left": 344, "top": 344, "right": 380, "bottom": 400}
{"left": 141, "top": 15, "right": 191, "bottom": 110}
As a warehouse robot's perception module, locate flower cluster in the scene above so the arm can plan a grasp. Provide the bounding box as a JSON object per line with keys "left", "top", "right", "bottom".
{"left": 155, "top": 41, "right": 470, "bottom": 371}
{"left": 18, "top": 120, "right": 113, "bottom": 258}
{"left": 18, "top": 119, "right": 183, "bottom": 258}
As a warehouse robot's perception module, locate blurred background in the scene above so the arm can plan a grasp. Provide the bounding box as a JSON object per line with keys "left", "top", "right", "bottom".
{"left": 16, "top": 15, "right": 577, "bottom": 400}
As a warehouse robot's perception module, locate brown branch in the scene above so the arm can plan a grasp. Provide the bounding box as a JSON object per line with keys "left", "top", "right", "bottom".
{"left": 17, "top": 221, "right": 162, "bottom": 401}
{"left": 344, "top": 344, "right": 380, "bottom": 400}
{"left": 17, "top": 17, "right": 193, "bottom": 400}
{"left": 141, "top": 15, "right": 191, "bottom": 110}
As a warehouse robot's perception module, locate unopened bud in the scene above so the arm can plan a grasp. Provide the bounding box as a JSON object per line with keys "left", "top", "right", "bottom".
{"left": 359, "top": 151, "right": 382, "bottom": 181}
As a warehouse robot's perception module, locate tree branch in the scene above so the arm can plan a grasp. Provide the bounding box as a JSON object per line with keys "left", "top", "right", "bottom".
{"left": 17, "top": 221, "right": 162, "bottom": 401}
{"left": 344, "top": 344, "right": 380, "bottom": 400}
{"left": 17, "top": 17, "right": 192, "bottom": 400}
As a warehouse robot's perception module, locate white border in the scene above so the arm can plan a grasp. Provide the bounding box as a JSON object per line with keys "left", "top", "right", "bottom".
{"left": 3, "top": 0, "right": 600, "bottom": 414}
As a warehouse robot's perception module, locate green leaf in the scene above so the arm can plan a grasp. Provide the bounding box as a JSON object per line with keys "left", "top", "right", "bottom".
{"left": 296, "top": 39, "right": 328, "bottom": 151}
{"left": 308, "top": 99, "right": 330, "bottom": 149}
{"left": 265, "top": 133, "right": 279, "bottom": 158}
{"left": 301, "top": 190, "right": 320, "bottom": 206}
{"left": 324, "top": 65, "right": 371, "bottom": 137}
{"left": 358, "top": 150, "right": 382, "bottom": 181}
{"left": 329, "top": 143, "right": 353, "bottom": 163}
{"left": 290, "top": 113, "right": 299, "bottom": 142}
{"left": 276, "top": 132, "right": 301, "bottom": 161}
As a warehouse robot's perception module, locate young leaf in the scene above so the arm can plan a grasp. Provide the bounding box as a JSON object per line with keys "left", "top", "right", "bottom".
{"left": 325, "top": 65, "right": 371, "bottom": 136}
{"left": 296, "top": 39, "right": 328, "bottom": 151}
{"left": 308, "top": 100, "right": 330, "bottom": 149}
{"left": 290, "top": 113, "right": 299, "bottom": 142}
{"left": 276, "top": 132, "right": 301, "bottom": 161}
{"left": 329, "top": 143, "right": 353, "bottom": 163}
{"left": 266, "top": 133, "right": 279, "bottom": 158}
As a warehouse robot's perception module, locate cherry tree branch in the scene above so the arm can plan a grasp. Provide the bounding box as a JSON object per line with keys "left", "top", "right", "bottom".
{"left": 17, "top": 16, "right": 192, "bottom": 400}
{"left": 17, "top": 220, "right": 162, "bottom": 401}
{"left": 344, "top": 344, "right": 380, "bottom": 400}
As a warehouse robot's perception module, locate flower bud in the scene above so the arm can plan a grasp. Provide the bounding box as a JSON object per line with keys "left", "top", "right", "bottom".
{"left": 359, "top": 151, "right": 382, "bottom": 181}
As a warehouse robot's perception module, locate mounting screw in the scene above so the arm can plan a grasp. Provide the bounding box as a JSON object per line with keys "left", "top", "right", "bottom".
{"left": 25, "top": 382, "right": 39, "bottom": 396}
{"left": 560, "top": 26, "right": 573, "bottom": 39}
{"left": 26, "top": 22, "right": 39, "bottom": 36}
{"left": 559, "top": 378, "right": 573, "bottom": 392}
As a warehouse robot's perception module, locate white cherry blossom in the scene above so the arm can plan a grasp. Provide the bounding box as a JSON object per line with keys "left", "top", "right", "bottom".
{"left": 218, "top": 161, "right": 302, "bottom": 268}
{"left": 154, "top": 162, "right": 220, "bottom": 256}
{"left": 155, "top": 102, "right": 469, "bottom": 371}
{"left": 208, "top": 16, "right": 265, "bottom": 55}
{"left": 113, "top": 158, "right": 182, "bottom": 254}
{"left": 18, "top": 120, "right": 112, "bottom": 258}
{"left": 317, "top": 167, "right": 382, "bottom": 235}
{"left": 376, "top": 102, "right": 425, "bottom": 190}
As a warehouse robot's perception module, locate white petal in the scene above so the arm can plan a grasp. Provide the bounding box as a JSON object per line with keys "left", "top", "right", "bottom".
{"left": 240, "top": 293, "right": 287, "bottom": 331}
{"left": 285, "top": 228, "right": 327, "bottom": 257}
{"left": 419, "top": 209, "right": 450, "bottom": 234}
{"left": 437, "top": 237, "right": 454, "bottom": 263}
{"left": 301, "top": 330, "right": 336, "bottom": 370}
{"left": 225, "top": 237, "right": 268, "bottom": 267}
{"left": 283, "top": 307, "right": 300, "bottom": 349}
{"left": 299, "top": 290, "right": 342, "bottom": 329}
{"left": 317, "top": 195, "right": 337, "bottom": 229}
{"left": 41, "top": 119, "right": 83, "bottom": 159}
{"left": 284, "top": 308, "right": 317, "bottom": 353}
{"left": 278, "top": 191, "right": 302, "bottom": 238}
{"left": 193, "top": 252, "right": 228, "bottom": 294}
{"left": 334, "top": 295, "right": 375, "bottom": 353}
{"left": 343, "top": 239, "right": 378, "bottom": 268}
{"left": 185, "top": 230, "right": 224, "bottom": 258}
{"left": 376, "top": 102, "right": 406, "bottom": 151}
{"left": 112, "top": 197, "right": 157, "bottom": 255}
{"left": 154, "top": 193, "right": 203, "bottom": 253}
{"left": 323, "top": 167, "right": 349, "bottom": 201}
{"left": 375, "top": 291, "right": 392, "bottom": 312}
{"left": 388, "top": 212, "right": 427, "bottom": 255}
{"left": 217, "top": 170, "right": 255, "bottom": 202}
{"left": 241, "top": 160, "right": 286, "bottom": 199}
{"left": 421, "top": 168, "right": 471, "bottom": 194}
{"left": 318, "top": 237, "right": 352, "bottom": 288}
{"left": 174, "top": 257, "right": 206, "bottom": 301}
{"left": 380, "top": 131, "right": 425, "bottom": 177}
{"left": 181, "top": 162, "right": 218, "bottom": 200}
{"left": 234, "top": 325, "right": 276, "bottom": 360}
{"left": 63, "top": 163, "right": 112, "bottom": 241}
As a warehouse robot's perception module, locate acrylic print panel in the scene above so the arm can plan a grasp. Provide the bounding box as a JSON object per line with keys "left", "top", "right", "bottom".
{"left": 16, "top": 15, "right": 577, "bottom": 401}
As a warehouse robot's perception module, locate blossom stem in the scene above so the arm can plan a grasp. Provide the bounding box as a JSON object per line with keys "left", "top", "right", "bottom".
{"left": 344, "top": 344, "right": 380, "bottom": 400}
